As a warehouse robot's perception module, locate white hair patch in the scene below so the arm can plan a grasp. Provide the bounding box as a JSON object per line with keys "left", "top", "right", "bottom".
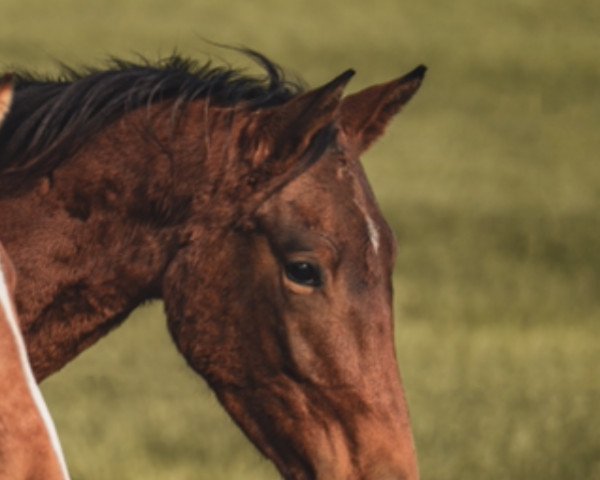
{"left": 365, "top": 213, "right": 380, "bottom": 254}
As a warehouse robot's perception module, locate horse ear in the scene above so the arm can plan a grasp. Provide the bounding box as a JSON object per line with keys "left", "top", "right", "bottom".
{"left": 255, "top": 68, "right": 355, "bottom": 161}
{"left": 236, "top": 69, "right": 355, "bottom": 217}
{"left": 340, "top": 65, "right": 426, "bottom": 153}
{"left": 0, "top": 75, "right": 14, "bottom": 127}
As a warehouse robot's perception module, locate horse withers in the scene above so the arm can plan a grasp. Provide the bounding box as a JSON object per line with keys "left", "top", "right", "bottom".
{"left": 0, "top": 77, "right": 70, "bottom": 480}
{"left": 0, "top": 52, "right": 425, "bottom": 479}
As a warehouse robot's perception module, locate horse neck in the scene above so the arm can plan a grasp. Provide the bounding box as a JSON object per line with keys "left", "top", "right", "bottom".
{"left": 0, "top": 100, "right": 227, "bottom": 380}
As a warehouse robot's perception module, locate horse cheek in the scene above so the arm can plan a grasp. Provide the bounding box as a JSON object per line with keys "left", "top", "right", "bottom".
{"left": 161, "top": 242, "right": 249, "bottom": 388}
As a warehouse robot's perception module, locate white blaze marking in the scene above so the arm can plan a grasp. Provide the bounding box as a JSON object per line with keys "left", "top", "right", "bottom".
{"left": 365, "top": 213, "right": 380, "bottom": 254}
{"left": 0, "top": 261, "right": 71, "bottom": 480}
{"left": 339, "top": 164, "right": 381, "bottom": 255}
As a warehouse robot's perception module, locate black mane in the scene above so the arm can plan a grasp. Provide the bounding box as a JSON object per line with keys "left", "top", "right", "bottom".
{"left": 0, "top": 50, "right": 304, "bottom": 187}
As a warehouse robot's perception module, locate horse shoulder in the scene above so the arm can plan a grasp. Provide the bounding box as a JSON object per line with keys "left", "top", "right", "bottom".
{"left": 0, "top": 244, "right": 70, "bottom": 480}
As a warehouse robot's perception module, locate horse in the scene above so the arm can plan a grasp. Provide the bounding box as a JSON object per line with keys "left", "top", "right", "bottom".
{"left": 0, "top": 77, "right": 70, "bottom": 480}
{"left": 0, "top": 50, "right": 426, "bottom": 479}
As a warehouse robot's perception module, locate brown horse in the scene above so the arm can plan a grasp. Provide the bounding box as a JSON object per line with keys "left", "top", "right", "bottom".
{"left": 0, "top": 51, "right": 425, "bottom": 479}
{"left": 0, "top": 78, "right": 70, "bottom": 480}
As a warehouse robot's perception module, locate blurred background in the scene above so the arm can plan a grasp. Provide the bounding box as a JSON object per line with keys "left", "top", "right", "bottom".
{"left": 1, "top": 0, "right": 599, "bottom": 478}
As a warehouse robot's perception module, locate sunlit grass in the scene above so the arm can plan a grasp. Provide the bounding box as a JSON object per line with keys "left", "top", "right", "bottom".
{"left": 2, "top": 0, "right": 599, "bottom": 478}
{"left": 400, "top": 321, "right": 600, "bottom": 480}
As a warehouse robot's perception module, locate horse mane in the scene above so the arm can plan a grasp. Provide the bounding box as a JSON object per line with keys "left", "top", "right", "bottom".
{"left": 0, "top": 49, "right": 305, "bottom": 188}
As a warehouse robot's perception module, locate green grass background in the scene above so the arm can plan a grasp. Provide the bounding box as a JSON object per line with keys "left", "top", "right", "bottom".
{"left": 1, "top": 0, "right": 599, "bottom": 478}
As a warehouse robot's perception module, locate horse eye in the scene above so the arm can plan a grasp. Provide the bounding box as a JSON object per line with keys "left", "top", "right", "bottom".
{"left": 284, "top": 262, "right": 323, "bottom": 287}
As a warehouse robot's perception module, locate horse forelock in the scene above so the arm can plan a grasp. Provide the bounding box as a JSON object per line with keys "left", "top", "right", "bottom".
{"left": 0, "top": 50, "right": 305, "bottom": 190}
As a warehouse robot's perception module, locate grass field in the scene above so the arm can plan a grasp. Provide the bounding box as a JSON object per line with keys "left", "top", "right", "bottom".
{"left": 1, "top": 0, "right": 599, "bottom": 479}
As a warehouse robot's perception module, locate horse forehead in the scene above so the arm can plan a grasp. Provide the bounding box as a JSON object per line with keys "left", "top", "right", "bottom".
{"left": 335, "top": 160, "right": 385, "bottom": 253}
{"left": 281, "top": 158, "right": 385, "bottom": 253}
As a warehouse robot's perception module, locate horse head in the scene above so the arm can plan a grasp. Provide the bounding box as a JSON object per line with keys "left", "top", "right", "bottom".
{"left": 163, "top": 65, "right": 425, "bottom": 480}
